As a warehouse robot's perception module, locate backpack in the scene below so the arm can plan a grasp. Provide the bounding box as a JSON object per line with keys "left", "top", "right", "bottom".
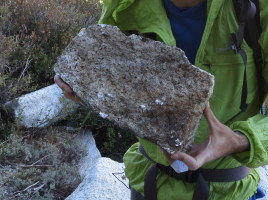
{"left": 231, "top": 0, "right": 264, "bottom": 112}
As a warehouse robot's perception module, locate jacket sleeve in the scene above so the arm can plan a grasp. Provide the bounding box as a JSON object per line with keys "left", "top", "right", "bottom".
{"left": 98, "top": 0, "right": 135, "bottom": 26}
{"left": 97, "top": 0, "right": 119, "bottom": 25}
{"left": 230, "top": 0, "right": 268, "bottom": 168}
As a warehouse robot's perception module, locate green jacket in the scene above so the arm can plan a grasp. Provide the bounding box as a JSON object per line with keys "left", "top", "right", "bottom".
{"left": 99, "top": 0, "right": 268, "bottom": 199}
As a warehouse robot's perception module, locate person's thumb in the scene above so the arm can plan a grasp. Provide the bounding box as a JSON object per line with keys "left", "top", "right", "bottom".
{"left": 171, "top": 152, "right": 201, "bottom": 171}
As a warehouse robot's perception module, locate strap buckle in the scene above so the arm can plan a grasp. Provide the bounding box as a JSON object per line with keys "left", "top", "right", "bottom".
{"left": 230, "top": 33, "right": 241, "bottom": 54}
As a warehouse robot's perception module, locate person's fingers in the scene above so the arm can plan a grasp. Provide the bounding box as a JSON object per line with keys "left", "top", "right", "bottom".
{"left": 54, "top": 75, "right": 73, "bottom": 93}
{"left": 54, "top": 75, "right": 82, "bottom": 103}
{"left": 171, "top": 152, "right": 202, "bottom": 170}
{"left": 64, "top": 92, "right": 81, "bottom": 103}
{"left": 188, "top": 141, "right": 208, "bottom": 157}
{"left": 203, "top": 103, "right": 220, "bottom": 130}
{"left": 54, "top": 74, "right": 62, "bottom": 85}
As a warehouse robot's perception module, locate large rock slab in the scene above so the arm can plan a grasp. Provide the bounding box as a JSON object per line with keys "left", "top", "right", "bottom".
{"left": 4, "top": 84, "right": 79, "bottom": 128}
{"left": 259, "top": 166, "right": 268, "bottom": 200}
{"left": 74, "top": 129, "right": 101, "bottom": 177}
{"left": 66, "top": 157, "right": 130, "bottom": 200}
{"left": 66, "top": 129, "right": 129, "bottom": 200}
{"left": 54, "top": 24, "right": 214, "bottom": 153}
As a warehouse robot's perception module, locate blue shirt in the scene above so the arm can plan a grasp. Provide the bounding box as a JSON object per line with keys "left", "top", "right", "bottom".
{"left": 163, "top": 0, "right": 207, "bottom": 63}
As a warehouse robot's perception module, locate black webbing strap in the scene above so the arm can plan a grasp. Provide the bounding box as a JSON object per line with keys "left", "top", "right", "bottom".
{"left": 144, "top": 163, "right": 158, "bottom": 200}
{"left": 192, "top": 174, "right": 209, "bottom": 200}
{"left": 139, "top": 145, "right": 250, "bottom": 200}
{"left": 244, "top": 0, "right": 264, "bottom": 106}
{"left": 231, "top": 0, "right": 256, "bottom": 111}
{"left": 232, "top": 0, "right": 264, "bottom": 111}
{"left": 231, "top": 31, "right": 249, "bottom": 111}
{"left": 139, "top": 145, "right": 158, "bottom": 200}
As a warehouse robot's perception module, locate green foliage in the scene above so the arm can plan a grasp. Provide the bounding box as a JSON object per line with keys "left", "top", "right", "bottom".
{"left": 0, "top": 127, "right": 86, "bottom": 200}
{"left": 103, "top": 128, "right": 117, "bottom": 150}
{"left": 97, "top": 126, "right": 137, "bottom": 162}
{"left": 0, "top": 106, "right": 12, "bottom": 140}
{"left": 63, "top": 106, "right": 138, "bottom": 162}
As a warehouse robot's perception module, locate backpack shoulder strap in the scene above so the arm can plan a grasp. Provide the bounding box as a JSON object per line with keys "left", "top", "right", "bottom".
{"left": 232, "top": 0, "right": 264, "bottom": 110}
{"left": 232, "top": 0, "right": 261, "bottom": 48}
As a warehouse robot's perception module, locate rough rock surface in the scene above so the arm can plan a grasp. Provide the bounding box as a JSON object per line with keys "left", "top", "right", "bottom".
{"left": 74, "top": 129, "right": 101, "bottom": 177}
{"left": 54, "top": 24, "right": 214, "bottom": 153}
{"left": 67, "top": 130, "right": 130, "bottom": 200}
{"left": 4, "top": 84, "right": 79, "bottom": 128}
{"left": 259, "top": 166, "right": 268, "bottom": 200}
{"left": 66, "top": 157, "right": 129, "bottom": 200}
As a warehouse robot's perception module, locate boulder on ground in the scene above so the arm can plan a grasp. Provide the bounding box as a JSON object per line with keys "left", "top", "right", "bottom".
{"left": 258, "top": 166, "right": 268, "bottom": 200}
{"left": 4, "top": 84, "right": 79, "bottom": 128}
{"left": 66, "top": 157, "right": 129, "bottom": 200}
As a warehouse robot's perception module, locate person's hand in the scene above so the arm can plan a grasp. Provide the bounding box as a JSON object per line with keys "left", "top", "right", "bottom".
{"left": 54, "top": 75, "right": 81, "bottom": 103}
{"left": 164, "top": 104, "right": 250, "bottom": 170}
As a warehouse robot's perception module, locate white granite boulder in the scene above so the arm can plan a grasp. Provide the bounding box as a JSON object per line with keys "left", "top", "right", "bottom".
{"left": 4, "top": 84, "right": 79, "bottom": 128}
{"left": 258, "top": 166, "right": 268, "bottom": 199}
{"left": 74, "top": 129, "right": 101, "bottom": 176}
{"left": 66, "top": 157, "right": 129, "bottom": 200}
{"left": 67, "top": 130, "right": 129, "bottom": 200}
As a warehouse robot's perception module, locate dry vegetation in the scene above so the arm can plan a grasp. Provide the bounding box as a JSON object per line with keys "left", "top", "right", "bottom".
{"left": 0, "top": 127, "right": 86, "bottom": 200}
{"left": 0, "top": 0, "right": 100, "bottom": 103}
{"left": 0, "top": 0, "right": 101, "bottom": 199}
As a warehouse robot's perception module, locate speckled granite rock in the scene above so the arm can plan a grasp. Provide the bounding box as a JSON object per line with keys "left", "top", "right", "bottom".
{"left": 66, "top": 129, "right": 130, "bottom": 200}
{"left": 258, "top": 166, "right": 268, "bottom": 200}
{"left": 66, "top": 157, "right": 129, "bottom": 200}
{"left": 54, "top": 24, "right": 214, "bottom": 153}
{"left": 4, "top": 84, "right": 79, "bottom": 128}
